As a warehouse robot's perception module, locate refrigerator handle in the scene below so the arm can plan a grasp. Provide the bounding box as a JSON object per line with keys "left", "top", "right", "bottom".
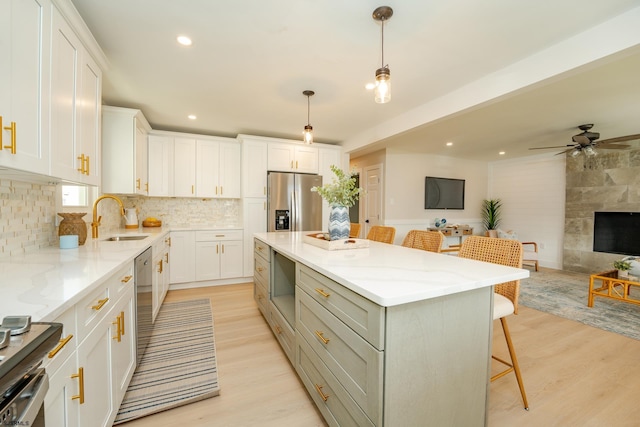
{"left": 292, "top": 190, "right": 297, "bottom": 231}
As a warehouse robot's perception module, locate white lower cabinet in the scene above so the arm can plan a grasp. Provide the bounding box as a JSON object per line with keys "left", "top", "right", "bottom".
{"left": 152, "top": 234, "right": 171, "bottom": 322}
{"left": 171, "top": 230, "right": 244, "bottom": 285}
{"left": 44, "top": 261, "right": 136, "bottom": 427}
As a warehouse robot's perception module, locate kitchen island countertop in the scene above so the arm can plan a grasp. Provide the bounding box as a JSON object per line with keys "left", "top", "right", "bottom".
{"left": 255, "top": 231, "right": 529, "bottom": 306}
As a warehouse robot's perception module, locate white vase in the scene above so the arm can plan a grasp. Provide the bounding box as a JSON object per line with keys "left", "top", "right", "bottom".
{"left": 328, "top": 205, "right": 350, "bottom": 241}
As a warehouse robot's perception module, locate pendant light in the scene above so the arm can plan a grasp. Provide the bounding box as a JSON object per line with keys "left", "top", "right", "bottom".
{"left": 373, "top": 6, "right": 393, "bottom": 104}
{"left": 302, "top": 90, "right": 314, "bottom": 144}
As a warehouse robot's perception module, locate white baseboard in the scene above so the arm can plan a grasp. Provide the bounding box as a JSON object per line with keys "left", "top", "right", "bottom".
{"left": 170, "top": 276, "right": 253, "bottom": 290}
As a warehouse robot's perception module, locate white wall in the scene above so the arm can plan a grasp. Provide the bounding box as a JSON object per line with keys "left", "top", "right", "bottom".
{"left": 488, "top": 153, "right": 565, "bottom": 269}
{"left": 352, "top": 148, "right": 488, "bottom": 245}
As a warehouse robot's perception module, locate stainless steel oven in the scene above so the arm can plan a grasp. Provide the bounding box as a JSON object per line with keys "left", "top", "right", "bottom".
{"left": 0, "top": 316, "right": 62, "bottom": 426}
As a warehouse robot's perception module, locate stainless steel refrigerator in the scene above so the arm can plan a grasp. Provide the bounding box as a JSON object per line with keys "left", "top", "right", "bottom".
{"left": 267, "top": 172, "right": 323, "bottom": 232}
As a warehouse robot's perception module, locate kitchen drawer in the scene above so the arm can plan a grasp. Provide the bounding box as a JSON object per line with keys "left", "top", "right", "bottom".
{"left": 41, "top": 306, "right": 77, "bottom": 376}
{"left": 254, "top": 252, "right": 270, "bottom": 285}
{"left": 254, "top": 280, "right": 268, "bottom": 318}
{"left": 297, "top": 263, "right": 385, "bottom": 350}
{"left": 254, "top": 238, "right": 270, "bottom": 262}
{"left": 196, "top": 230, "right": 243, "bottom": 241}
{"left": 296, "top": 333, "right": 375, "bottom": 427}
{"left": 296, "top": 289, "right": 383, "bottom": 423}
{"left": 76, "top": 262, "right": 132, "bottom": 342}
{"left": 268, "top": 301, "right": 295, "bottom": 364}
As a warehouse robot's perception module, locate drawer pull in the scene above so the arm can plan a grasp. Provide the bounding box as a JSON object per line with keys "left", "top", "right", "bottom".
{"left": 315, "top": 330, "right": 330, "bottom": 344}
{"left": 71, "top": 367, "right": 85, "bottom": 404}
{"left": 257, "top": 245, "right": 264, "bottom": 252}
{"left": 256, "top": 266, "right": 264, "bottom": 272}
{"left": 314, "top": 384, "right": 330, "bottom": 402}
{"left": 92, "top": 298, "right": 109, "bottom": 311}
{"left": 165, "top": 237, "right": 171, "bottom": 246}
{"left": 314, "top": 288, "right": 331, "bottom": 298}
{"left": 165, "top": 252, "right": 169, "bottom": 263}
{"left": 275, "top": 325, "right": 282, "bottom": 334}
{"left": 121, "top": 275, "right": 133, "bottom": 283}
{"left": 48, "top": 334, "right": 74, "bottom": 358}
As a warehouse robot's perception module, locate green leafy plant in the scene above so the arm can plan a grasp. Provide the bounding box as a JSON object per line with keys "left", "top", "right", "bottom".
{"left": 311, "top": 165, "right": 362, "bottom": 207}
{"left": 481, "top": 199, "right": 502, "bottom": 231}
{"left": 613, "top": 259, "right": 632, "bottom": 271}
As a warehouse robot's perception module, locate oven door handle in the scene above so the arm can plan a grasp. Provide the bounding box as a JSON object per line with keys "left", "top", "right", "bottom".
{"left": 17, "top": 369, "right": 49, "bottom": 425}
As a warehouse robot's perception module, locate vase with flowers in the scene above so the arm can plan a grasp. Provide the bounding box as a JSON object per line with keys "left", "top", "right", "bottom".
{"left": 311, "top": 165, "right": 363, "bottom": 241}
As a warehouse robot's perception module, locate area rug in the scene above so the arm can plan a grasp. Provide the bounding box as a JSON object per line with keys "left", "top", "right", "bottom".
{"left": 519, "top": 269, "right": 640, "bottom": 341}
{"left": 114, "top": 299, "right": 220, "bottom": 424}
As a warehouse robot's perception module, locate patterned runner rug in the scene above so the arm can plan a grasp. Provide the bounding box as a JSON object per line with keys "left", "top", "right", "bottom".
{"left": 114, "top": 299, "right": 220, "bottom": 424}
{"left": 519, "top": 269, "right": 640, "bottom": 341}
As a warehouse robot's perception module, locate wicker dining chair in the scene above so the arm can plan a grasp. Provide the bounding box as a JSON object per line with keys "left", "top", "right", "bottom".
{"left": 401, "top": 230, "right": 444, "bottom": 253}
{"left": 458, "top": 235, "right": 529, "bottom": 410}
{"left": 349, "top": 223, "right": 361, "bottom": 238}
{"left": 366, "top": 225, "right": 396, "bottom": 244}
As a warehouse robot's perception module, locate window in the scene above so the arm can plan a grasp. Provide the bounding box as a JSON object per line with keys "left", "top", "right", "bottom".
{"left": 62, "top": 185, "right": 89, "bottom": 207}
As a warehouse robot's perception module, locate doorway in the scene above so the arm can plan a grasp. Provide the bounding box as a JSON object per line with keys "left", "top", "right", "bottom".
{"left": 363, "top": 164, "right": 383, "bottom": 238}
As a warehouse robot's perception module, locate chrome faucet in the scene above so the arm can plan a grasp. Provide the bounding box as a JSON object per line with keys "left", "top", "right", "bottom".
{"left": 91, "top": 195, "right": 126, "bottom": 239}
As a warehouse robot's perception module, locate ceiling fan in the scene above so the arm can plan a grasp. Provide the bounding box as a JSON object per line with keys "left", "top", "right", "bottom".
{"left": 529, "top": 124, "right": 640, "bottom": 156}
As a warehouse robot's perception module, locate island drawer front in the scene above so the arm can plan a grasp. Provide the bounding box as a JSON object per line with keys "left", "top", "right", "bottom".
{"left": 254, "top": 238, "right": 270, "bottom": 262}
{"left": 297, "top": 263, "right": 385, "bottom": 350}
{"left": 196, "top": 230, "right": 243, "bottom": 241}
{"left": 269, "top": 302, "right": 295, "bottom": 364}
{"left": 111, "top": 262, "right": 135, "bottom": 301}
{"left": 296, "top": 289, "right": 383, "bottom": 423}
{"left": 296, "top": 333, "right": 375, "bottom": 427}
{"left": 254, "top": 252, "right": 270, "bottom": 285}
{"left": 254, "top": 279, "right": 268, "bottom": 318}
{"left": 41, "top": 306, "right": 77, "bottom": 376}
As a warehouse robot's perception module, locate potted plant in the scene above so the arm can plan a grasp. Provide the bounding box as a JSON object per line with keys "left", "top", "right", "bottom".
{"left": 481, "top": 199, "right": 502, "bottom": 237}
{"left": 613, "top": 259, "right": 632, "bottom": 279}
{"left": 311, "top": 165, "right": 362, "bottom": 240}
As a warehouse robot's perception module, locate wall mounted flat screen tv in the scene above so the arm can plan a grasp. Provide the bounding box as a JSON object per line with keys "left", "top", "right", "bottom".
{"left": 425, "top": 177, "right": 465, "bottom": 210}
{"left": 593, "top": 211, "right": 640, "bottom": 256}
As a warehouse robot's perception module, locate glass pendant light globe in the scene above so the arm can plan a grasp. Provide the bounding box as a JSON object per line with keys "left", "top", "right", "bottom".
{"left": 374, "top": 67, "right": 391, "bottom": 104}
{"left": 302, "top": 90, "right": 314, "bottom": 144}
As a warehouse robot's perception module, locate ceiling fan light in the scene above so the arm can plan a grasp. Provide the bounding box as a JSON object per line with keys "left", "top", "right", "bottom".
{"left": 570, "top": 148, "right": 581, "bottom": 158}
{"left": 374, "top": 67, "right": 391, "bottom": 104}
{"left": 584, "top": 146, "right": 598, "bottom": 156}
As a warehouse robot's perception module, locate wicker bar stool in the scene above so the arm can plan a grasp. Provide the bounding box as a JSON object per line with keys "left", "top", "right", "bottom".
{"left": 366, "top": 225, "right": 396, "bottom": 244}
{"left": 458, "top": 235, "right": 529, "bottom": 410}
{"left": 401, "top": 230, "right": 444, "bottom": 253}
{"left": 349, "top": 223, "right": 361, "bottom": 238}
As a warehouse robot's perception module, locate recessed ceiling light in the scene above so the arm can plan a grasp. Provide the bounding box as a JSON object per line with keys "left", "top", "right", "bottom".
{"left": 188, "top": 114, "right": 197, "bottom": 120}
{"left": 499, "top": 151, "right": 506, "bottom": 155}
{"left": 177, "top": 35, "right": 192, "bottom": 46}
{"left": 446, "top": 142, "right": 453, "bottom": 146}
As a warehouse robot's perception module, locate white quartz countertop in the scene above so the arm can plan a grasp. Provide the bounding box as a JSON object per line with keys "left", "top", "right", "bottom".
{"left": 0, "top": 227, "right": 171, "bottom": 322}
{"left": 255, "top": 232, "right": 530, "bottom": 306}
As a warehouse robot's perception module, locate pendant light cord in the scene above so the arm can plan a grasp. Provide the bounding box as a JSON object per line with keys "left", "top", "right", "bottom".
{"left": 307, "top": 95, "right": 310, "bottom": 126}
{"left": 381, "top": 17, "right": 385, "bottom": 68}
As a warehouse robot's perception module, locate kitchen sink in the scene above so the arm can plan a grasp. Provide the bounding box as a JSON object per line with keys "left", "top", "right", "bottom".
{"left": 104, "top": 235, "right": 149, "bottom": 241}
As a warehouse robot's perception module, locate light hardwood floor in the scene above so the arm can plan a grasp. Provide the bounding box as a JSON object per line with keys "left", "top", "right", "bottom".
{"left": 121, "top": 283, "right": 640, "bottom": 427}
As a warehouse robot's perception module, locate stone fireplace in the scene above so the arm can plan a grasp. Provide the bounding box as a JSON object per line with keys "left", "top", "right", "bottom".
{"left": 564, "top": 140, "right": 640, "bottom": 273}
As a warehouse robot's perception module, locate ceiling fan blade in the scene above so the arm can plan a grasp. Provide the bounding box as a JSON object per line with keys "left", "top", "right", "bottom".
{"left": 598, "top": 134, "right": 640, "bottom": 144}
{"left": 596, "top": 144, "right": 629, "bottom": 150}
{"left": 572, "top": 135, "right": 592, "bottom": 145}
{"left": 529, "top": 145, "right": 574, "bottom": 150}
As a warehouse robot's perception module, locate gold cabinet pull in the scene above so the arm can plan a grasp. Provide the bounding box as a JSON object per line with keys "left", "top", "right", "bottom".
{"left": 121, "top": 275, "right": 133, "bottom": 283}
{"left": 71, "top": 367, "right": 85, "bottom": 404}
{"left": 136, "top": 178, "right": 141, "bottom": 189}
{"left": 145, "top": 182, "right": 149, "bottom": 193}
{"left": 220, "top": 186, "right": 223, "bottom": 195}
{"left": 112, "top": 314, "right": 122, "bottom": 342}
{"left": 165, "top": 252, "right": 169, "bottom": 263}
{"left": 120, "top": 310, "right": 125, "bottom": 336}
{"left": 222, "top": 244, "right": 225, "bottom": 254}
{"left": 191, "top": 184, "right": 195, "bottom": 194}
{"left": 296, "top": 160, "right": 298, "bottom": 169}
{"left": 165, "top": 237, "right": 171, "bottom": 246}
{"left": 275, "top": 325, "right": 282, "bottom": 334}
{"left": 3, "top": 120, "right": 16, "bottom": 154}
{"left": 92, "top": 298, "right": 109, "bottom": 311}
{"left": 256, "top": 266, "right": 264, "bottom": 272}
{"left": 77, "top": 154, "right": 85, "bottom": 173}
{"left": 158, "top": 259, "right": 163, "bottom": 273}
{"left": 256, "top": 245, "right": 264, "bottom": 252}
{"left": 84, "top": 155, "right": 90, "bottom": 175}
{"left": 314, "top": 288, "right": 331, "bottom": 298}
{"left": 48, "top": 334, "right": 74, "bottom": 358}
{"left": 216, "top": 244, "right": 219, "bottom": 254}
{"left": 314, "top": 384, "right": 330, "bottom": 402}
{"left": 290, "top": 160, "right": 294, "bottom": 169}
{"left": 315, "top": 330, "right": 330, "bottom": 345}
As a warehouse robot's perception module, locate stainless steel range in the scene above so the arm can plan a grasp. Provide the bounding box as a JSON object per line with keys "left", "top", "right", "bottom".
{"left": 0, "top": 316, "right": 62, "bottom": 426}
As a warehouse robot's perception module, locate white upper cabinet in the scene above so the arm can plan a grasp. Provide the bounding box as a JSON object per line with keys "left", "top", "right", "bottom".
{"left": 268, "top": 142, "right": 318, "bottom": 174}
{"left": 101, "top": 106, "right": 151, "bottom": 195}
{"left": 0, "top": 0, "right": 51, "bottom": 175}
{"left": 240, "top": 137, "right": 268, "bottom": 198}
{"left": 50, "top": 6, "right": 102, "bottom": 185}
{"left": 147, "top": 134, "right": 174, "bottom": 197}
{"left": 173, "top": 135, "right": 240, "bottom": 198}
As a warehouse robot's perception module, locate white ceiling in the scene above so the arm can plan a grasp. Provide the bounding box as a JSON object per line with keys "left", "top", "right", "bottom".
{"left": 70, "top": 0, "right": 640, "bottom": 161}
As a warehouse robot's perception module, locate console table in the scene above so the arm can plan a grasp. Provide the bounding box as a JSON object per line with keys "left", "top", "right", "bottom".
{"left": 428, "top": 227, "right": 473, "bottom": 250}
{"left": 588, "top": 270, "right": 640, "bottom": 307}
